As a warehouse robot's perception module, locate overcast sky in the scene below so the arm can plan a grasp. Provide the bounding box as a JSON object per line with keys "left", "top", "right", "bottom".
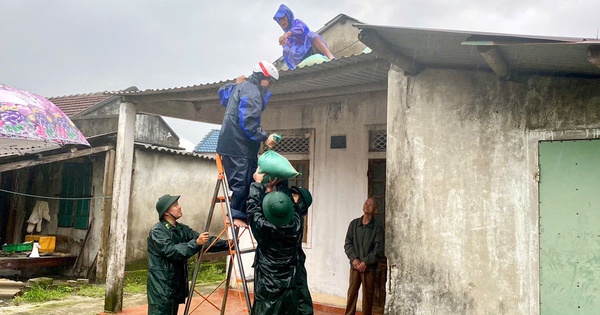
{"left": 2, "top": 0, "right": 599, "bottom": 146}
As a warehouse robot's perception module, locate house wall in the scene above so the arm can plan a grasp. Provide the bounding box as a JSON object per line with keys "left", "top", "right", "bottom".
{"left": 385, "top": 66, "right": 600, "bottom": 314}
{"left": 263, "top": 90, "right": 387, "bottom": 305}
{"left": 320, "top": 18, "right": 367, "bottom": 58}
{"left": 73, "top": 114, "right": 179, "bottom": 148}
{"left": 125, "top": 148, "right": 222, "bottom": 265}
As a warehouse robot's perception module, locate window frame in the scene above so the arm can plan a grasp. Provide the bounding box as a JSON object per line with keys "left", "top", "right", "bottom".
{"left": 58, "top": 162, "right": 92, "bottom": 229}
{"left": 261, "top": 129, "right": 314, "bottom": 247}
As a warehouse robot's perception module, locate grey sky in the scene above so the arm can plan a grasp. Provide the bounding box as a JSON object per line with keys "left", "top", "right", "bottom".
{"left": 2, "top": 0, "right": 599, "bottom": 145}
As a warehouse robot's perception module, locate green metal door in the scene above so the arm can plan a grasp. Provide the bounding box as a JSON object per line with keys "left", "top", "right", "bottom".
{"left": 539, "top": 139, "right": 600, "bottom": 314}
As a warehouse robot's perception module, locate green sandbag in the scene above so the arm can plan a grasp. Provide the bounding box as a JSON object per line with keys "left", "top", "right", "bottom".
{"left": 258, "top": 150, "right": 300, "bottom": 183}
{"left": 297, "top": 54, "right": 330, "bottom": 68}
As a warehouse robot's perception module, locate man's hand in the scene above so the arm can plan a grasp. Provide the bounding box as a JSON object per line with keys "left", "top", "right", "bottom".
{"left": 265, "top": 134, "right": 278, "bottom": 149}
{"left": 196, "top": 232, "right": 210, "bottom": 246}
{"left": 265, "top": 177, "right": 280, "bottom": 193}
{"left": 235, "top": 75, "right": 247, "bottom": 83}
{"left": 253, "top": 167, "right": 265, "bottom": 183}
{"left": 352, "top": 259, "right": 361, "bottom": 270}
{"left": 278, "top": 32, "right": 291, "bottom": 45}
{"left": 358, "top": 262, "right": 367, "bottom": 272}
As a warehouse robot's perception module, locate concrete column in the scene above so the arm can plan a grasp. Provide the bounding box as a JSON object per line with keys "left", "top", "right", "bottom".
{"left": 97, "top": 149, "right": 115, "bottom": 282}
{"left": 104, "top": 102, "right": 136, "bottom": 313}
{"left": 384, "top": 64, "right": 410, "bottom": 314}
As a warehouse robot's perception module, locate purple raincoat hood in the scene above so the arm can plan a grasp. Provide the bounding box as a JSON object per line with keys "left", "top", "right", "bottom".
{"left": 273, "top": 4, "right": 295, "bottom": 32}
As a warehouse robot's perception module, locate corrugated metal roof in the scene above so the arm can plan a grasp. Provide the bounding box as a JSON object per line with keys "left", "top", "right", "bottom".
{"left": 111, "top": 52, "right": 388, "bottom": 98}
{"left": 356, "top": 24, "right": 600, "bottom": 77}
{"left": 135, "top": 142, "right": 214, "bottom": 160}
{"left": 193, "top": 129, "right": 219, "bottom": 153}
{"left": 0, "top": 278, "right": 25, "bottom": 299}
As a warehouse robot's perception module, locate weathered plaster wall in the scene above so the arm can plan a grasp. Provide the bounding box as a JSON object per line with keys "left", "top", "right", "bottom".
{"left": 126, "top": 149, "right": 220, "bottom": 264}
{"left": 74, "top": 114, "right": 179, "bottom": 148}
{"left": 263, "top": 90, "right": 387, "bottom": 305}
{"left": 386, "top": 66, "right": 600, "bottom": 314}
{"left": 321, "top": 18, "right": 367, "bottom": 58}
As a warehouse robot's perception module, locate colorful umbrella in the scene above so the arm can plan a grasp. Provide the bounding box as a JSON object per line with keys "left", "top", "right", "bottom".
{"left": 0, "top": 84, "right": 90, "bottom": 157}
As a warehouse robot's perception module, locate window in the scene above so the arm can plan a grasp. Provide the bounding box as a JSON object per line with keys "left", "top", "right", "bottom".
{"left": 58, "top": 163, "right": 92, "bottom": 229}
{"left": 261, "top": 129, "right": 313, "bottom": 244}
{"left": 369, "top": 130, "right": 387, "bottom": 152}
{"left": 261, "top": 133, "right": 310, "bottom": 154}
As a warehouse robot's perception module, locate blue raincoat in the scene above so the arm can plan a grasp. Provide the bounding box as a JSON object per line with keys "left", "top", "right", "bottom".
{"left": 274, "top": 4, "right": 327, "bottom": 70}
{"left": 216, "top": 74, "right": 272, "bottom": 221}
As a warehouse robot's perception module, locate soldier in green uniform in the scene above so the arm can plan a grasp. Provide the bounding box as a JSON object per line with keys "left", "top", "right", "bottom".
{"left": 146, "top": 194, "right": 228, "bottom": 315}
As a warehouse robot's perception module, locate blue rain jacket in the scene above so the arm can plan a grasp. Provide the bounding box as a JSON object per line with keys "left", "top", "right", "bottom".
{"left": 216, "top": 74, "right": 271, "bottom": 159}
{"left": 274, "top": 4, "right": 326, "bottom": 70}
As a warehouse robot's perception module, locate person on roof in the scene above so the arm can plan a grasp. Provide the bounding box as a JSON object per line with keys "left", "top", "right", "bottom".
{"left": 274, "top": 4, "right": 335, "bottom": 70}
{"left": 216, "top": 61, "right": 279, "bottom": 228}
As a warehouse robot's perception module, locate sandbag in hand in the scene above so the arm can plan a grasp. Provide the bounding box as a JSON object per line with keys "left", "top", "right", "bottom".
{"left": 257, "top": 150, "right": 300, "bottom": 184}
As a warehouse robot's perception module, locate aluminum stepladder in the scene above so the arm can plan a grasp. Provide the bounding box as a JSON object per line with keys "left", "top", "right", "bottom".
{"left": 183, "top": 153, "right": 255, "bottom": 315}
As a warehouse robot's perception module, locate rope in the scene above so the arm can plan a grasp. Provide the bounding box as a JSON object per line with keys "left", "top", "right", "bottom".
{"left": 0, "top": 188, "right": 111, "bottom": 200}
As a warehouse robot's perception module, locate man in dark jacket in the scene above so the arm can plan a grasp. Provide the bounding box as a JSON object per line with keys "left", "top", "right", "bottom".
{"left": 216, "top": 60, "right": 279, "bottom": 229}
{"left": 246, "top": 173, "right": 303, "bottom": 315}
{"left": 344, "top": 198, "right": 384, "bottom": 315}
{"left": 147, "top": 194, "right": 228, "bottom": 315}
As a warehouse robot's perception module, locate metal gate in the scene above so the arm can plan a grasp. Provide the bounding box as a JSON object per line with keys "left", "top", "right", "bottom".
{"left": 539, "top": 139, "right": 600, "bottom": 314}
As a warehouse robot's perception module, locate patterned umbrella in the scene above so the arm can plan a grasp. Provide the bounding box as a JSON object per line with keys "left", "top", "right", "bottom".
{"left": 0, "top": 84, "right": 90, "bottom": 157}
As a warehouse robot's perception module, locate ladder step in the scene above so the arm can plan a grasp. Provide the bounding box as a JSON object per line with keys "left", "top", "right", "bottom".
{"left": 236, "top": 275, "right": 254, "bottom": 283}
{"left": 230, "top": 247, "right": 256, "bottom": 255}
{"left": 216, "top": 195, "right": 230, "bottom": 202}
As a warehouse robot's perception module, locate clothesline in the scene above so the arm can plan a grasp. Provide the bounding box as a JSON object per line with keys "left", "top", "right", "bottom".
{"left": 0, "top": 188, "right": 111, "bottom": 200}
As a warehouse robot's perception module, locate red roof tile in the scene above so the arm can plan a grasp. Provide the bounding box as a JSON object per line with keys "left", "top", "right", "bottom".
{"left": 48, "top": 92, "right": 113, "bottom": 117}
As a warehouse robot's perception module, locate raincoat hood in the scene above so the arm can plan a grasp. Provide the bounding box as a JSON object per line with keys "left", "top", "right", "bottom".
{"left": 273, "top": 4, "right": 294, "bottom": 31}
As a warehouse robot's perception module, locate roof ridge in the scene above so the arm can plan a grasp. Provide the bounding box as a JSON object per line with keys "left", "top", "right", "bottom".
{"left": 48, "top": 91, "right": 111, "bottom": 99}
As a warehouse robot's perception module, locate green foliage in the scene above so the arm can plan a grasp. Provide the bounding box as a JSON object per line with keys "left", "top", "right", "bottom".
{"left": 187, "top": 257, "right": 227, "bottom": 284}
{"left": 123, "top": 269, "right": 148, "bottom": 294}
{"left": 13, "top": 285, "right": 73, "bottom": 304}
{"left": 10, "top": 260, "right": 226, "bottom": 306}
{"left": 76, "top": 284, "right": 105, "bottom": 298}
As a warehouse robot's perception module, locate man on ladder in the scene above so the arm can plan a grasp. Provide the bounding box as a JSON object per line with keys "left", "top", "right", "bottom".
{"left": 216, "top": 60, "right": 280, "bottom": 229}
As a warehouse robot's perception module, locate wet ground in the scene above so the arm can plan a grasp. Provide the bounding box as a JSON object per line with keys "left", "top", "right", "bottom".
{"left": 0, "top": 287, "right": 347, "bottom": 315}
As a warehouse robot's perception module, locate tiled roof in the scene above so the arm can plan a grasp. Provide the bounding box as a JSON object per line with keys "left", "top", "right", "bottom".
{"left": 48, "top": 92, "right": 113, "bottom": 117}
{"left": 193, "top": 129, "right": 220, "bottom": 153}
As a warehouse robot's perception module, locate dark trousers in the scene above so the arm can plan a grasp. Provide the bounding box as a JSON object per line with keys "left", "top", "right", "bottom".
{"left": 148, "top": 302, "right": 178, "bottom": 315}
{"left": 297, "top": 261, "right": 314, "bottom": 315}
{"left": 345, "top": 268, "right": 375, "bottom": 315}
{"left": 221, "top": 155, "right": 257, "bottom": 221}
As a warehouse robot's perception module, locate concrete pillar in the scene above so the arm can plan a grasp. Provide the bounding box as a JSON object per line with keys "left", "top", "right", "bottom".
{"left": 384, "top": 64, "right": 410, "bottom": 314}
{"left": 97, "top": 149, "right": 115, "bottom": 282}
{"left": 104, "top": 102, "right": 136, "bottom": 313}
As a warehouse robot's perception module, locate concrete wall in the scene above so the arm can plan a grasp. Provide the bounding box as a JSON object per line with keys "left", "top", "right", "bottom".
{"left": 321, "top": 18, "right": 367, "bottom": 58}
{"left": 74, "top": 114, "right": 179, "bottom": 148}
{"left": 263, "top": 90, "right": 387, "bottom": 305}
{"left": 385, "top": 66, "right": 600, "bottom": 314}
{"left": 125, "top": 148, "right": 222, "bottom": 265}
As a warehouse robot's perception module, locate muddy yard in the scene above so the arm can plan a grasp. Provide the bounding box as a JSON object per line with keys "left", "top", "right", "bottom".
{"left": 0, "top": 294, "right": 147, "bottom": 315}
